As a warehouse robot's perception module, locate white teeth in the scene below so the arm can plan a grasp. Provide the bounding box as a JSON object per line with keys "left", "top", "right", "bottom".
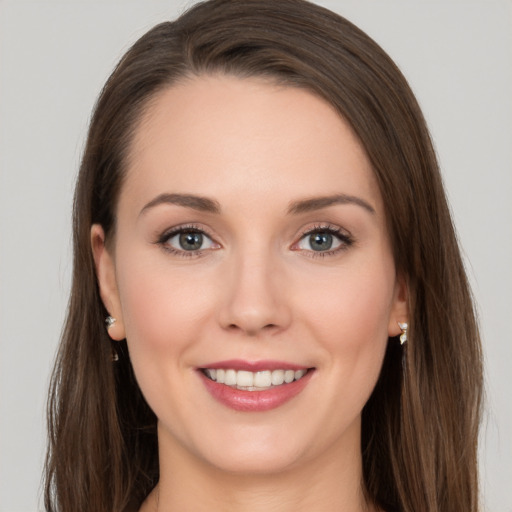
{"left": 271, "top": 370, "right": 285, "bottom": 385}
{"left": 216, "top": 369, "right": 225, "bottom": 384}
{"left": 203, "top": 367, "right": 309, "bottom": 390}
{"left": 295, "top": 369, "right": 306, "bottom": 380}
{"left": 225, "top": 369, "right": 237, "bottom": 386}
{"left": 236, "top": 370, "right": 254, "bottom": 387}
{"left": 254, "top": 371, "right": 272, "bottom": 387}
{"left": 284, "top": 370, "right": 295, "bottom": 383}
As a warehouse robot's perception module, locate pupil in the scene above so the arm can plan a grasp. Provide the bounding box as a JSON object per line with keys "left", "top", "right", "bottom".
{"left": 179, "top": 232, "right": 203, "bottom": 250}
{"left": 310, "top": 232, "right": 332, "bottom": 251}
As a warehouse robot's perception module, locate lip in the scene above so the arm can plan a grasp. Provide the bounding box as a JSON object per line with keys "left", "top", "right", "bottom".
{"left": 198, "top": 361, "right": 314, "bottom": 412}
{"left": 200, "top": 359, "right": 309, "bottom": 372}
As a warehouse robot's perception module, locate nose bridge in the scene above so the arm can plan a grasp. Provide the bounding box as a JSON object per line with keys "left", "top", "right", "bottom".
{"left": 218, "top": 240, "right": 291, "bottom": 335}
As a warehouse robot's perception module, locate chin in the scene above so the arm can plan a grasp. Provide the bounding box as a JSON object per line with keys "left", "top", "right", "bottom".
{"left": 203, "top": 445, "right": 306, "bottom": 477}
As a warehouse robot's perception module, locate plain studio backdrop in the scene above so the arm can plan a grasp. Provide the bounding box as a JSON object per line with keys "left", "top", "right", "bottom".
{"left": 0, "top": 1, "right": 510, "bottom": 511}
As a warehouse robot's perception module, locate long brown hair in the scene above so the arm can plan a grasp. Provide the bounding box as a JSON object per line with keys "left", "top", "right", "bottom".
{"left": 44, "top": 1, "right": 483, "bottom": 511}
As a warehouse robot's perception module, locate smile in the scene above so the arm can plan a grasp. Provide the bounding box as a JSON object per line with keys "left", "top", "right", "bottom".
{"left": 199, "top": 362, "right": 314, "bottom": 412}
{"left": 202, "top": 368, "right": 308, "bottom": 391}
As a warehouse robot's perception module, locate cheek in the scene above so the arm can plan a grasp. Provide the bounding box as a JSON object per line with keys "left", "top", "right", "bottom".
{"left": 300, "top": 263, "right": 396, "bottom": 349}
{"left": 114, "top": 255, "right": 221, "bottom": 429}
{"left": 296, "top": 253, "right": 396, "bottom": 414}
{"left": 116, "top": 255, "right": 217, "bottom": 357}
{"left": 303, "top": 264, "right": 395, "bottom": 417}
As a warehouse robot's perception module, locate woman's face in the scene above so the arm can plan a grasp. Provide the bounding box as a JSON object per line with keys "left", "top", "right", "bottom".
{"left": 93, "top": 75, "right": 407, "bottom": 475}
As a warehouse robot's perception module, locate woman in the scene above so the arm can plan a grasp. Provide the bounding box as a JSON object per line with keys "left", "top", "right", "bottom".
{"left": 44, "top": 1, "right": 483, "bottom": 511}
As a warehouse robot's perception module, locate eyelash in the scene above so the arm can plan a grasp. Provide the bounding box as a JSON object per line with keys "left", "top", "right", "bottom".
{"left": 156, "top": 224, "right": 217, "bottom": 258}
{"left": 295, "top": 224, "right": 354, "bottom": 258}
{"left": 155, "top": 223, "right": 354, "bottom": 258}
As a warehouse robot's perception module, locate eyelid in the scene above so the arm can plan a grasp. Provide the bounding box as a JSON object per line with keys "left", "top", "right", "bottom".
{"left": 291, "top": 223, "right": 354, "bottom": 255}
{"left": 154, "top": 222, "right": 353, "bottom": 258}
{"left": 155, "top": 223, "right": 221, "bottom": 256}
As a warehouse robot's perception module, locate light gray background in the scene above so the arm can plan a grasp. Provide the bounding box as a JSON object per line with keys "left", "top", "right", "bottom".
{"left": 0, "top": 1, "right": 510, "bottom": 511}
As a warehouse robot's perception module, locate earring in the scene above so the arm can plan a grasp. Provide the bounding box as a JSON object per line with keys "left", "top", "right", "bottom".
{"left": 106, "top": 316, "right": 119, "bottom": 361}
{"left": 398, "top": 322, "right": 408, "bottom": 345}
{"left": 105, "top": 316, "right": 116, "bottom": 329}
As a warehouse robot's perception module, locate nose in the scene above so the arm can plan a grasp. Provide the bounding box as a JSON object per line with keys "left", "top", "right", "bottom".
{"left": 217, "top": 249, "right": 292, "bottom": 337}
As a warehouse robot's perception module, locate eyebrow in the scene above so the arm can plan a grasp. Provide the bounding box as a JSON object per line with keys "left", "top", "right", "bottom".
{"left": 287, "top": 194, "right": 376, "bottom": 215}
{"left": 139, "top": 193, "right": 221, "bottom": 216}
{"left": 139, "top": 192, "right": 375, "bottom": 217}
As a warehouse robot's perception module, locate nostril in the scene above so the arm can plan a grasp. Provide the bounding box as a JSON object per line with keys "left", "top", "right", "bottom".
{"left": 226, "top": 322, "right": 277, "bottom": 336}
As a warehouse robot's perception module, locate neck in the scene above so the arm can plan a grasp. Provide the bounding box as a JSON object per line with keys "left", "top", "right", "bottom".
{"left": 140, "top": 421, "right": 375, "bottom": 512}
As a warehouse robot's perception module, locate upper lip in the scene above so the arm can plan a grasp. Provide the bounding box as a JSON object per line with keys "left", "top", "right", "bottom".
{"left": 199, "top": 359, "right": 311, "bottom": 372}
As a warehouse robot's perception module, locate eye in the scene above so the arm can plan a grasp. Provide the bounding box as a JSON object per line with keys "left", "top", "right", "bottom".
{"left": 159, "top": 226, "right": 219, "bottom": 254}
{"left": 293, "top": 226, "right": 353, "bottom": 254}
{"left": 297, "top": 231, "right": 342, "bottom": 252}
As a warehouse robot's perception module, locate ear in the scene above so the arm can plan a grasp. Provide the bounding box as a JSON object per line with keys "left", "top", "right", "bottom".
{"left": 387, "top": 273, "right": 409, "bottom": 337}
{"left": 91, "top": 224, "right": 126, "bottom": 341}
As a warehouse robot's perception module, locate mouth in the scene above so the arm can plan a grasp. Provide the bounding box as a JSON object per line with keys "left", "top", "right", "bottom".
{"left": 198, "top": 361, "right": 315, "bottom": 412}
{"left": 201, "top": 367, "right": 310, "bottom": 391}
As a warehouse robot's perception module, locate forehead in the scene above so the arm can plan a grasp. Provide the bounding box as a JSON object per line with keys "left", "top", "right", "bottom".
{"left": 121, "top": 74, "right": 382, "bottom": 216}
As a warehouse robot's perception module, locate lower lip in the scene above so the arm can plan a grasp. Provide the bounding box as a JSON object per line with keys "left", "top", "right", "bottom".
{"left": 200, "top": 370, "right": 314, "bottom": 412}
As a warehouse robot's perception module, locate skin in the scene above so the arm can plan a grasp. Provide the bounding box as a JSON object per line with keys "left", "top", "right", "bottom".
{"left": 92, "top": 75, "right": 408, "bottom": 512}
